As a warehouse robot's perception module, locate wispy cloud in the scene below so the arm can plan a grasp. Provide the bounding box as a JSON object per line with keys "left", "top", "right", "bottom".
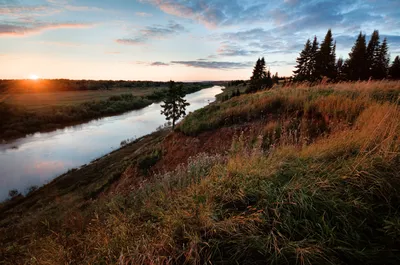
{"left": 135, "top": 12, "right": 153, "bottom": 17}
{"left": 151, "top": 61, "right": 169, "bottom": 66}
{"left": 141, "top": 0, "right": 273, "bottom": 28}
{"left": 217, "top": 43, "right": 260, "bottom": 57}
{"left": 171, "top": 60, "right": 252, "bottom": 69}
{"left": 116, "top": 21, "right": 186, "bottom": 45}
{"left": 0, "top": 21, "right": 93, "bottom": 37}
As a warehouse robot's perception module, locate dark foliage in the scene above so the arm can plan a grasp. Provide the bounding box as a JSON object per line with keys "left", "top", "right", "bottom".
{"left": 247, "top": 57, "right": 273, "bottom": 93}
{"left": 389, "top": 56, "right": 400, "bottom": 79}
{"left": 161, "top": 81, "right": 190, "bottom": 129}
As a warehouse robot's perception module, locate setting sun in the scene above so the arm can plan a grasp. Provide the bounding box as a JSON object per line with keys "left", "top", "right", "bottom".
{"left": 29, "top": 74, "right": 39, "bottom": 80}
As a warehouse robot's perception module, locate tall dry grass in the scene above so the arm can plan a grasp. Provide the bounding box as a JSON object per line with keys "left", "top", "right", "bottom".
{"left": 2, "top": 81, "right": 400, "bottom": 264}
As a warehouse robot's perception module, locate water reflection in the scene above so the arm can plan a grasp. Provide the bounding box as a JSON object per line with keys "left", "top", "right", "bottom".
{"left": 0, "top": 86, "right": 223, "bottom": 200}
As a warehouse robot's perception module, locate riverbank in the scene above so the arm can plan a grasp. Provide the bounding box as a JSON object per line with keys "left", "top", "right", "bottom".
{"left": 1, "top": 81, "right": 400, "bottom": 264}
{"left": 0, "top": 82, "right": 211, "bottom": 141}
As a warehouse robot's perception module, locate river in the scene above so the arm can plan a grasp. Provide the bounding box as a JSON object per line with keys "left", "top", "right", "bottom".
{"left": 0, "top": 86, "right": 223, "bottom": 201}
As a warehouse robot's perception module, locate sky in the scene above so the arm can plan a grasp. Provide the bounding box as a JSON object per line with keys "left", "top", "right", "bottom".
{"left": 0, "top": 0, "right": 399, "bottom": 81}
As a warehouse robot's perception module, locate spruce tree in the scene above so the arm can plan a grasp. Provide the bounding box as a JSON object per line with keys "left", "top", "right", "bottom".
{"left": 249, "top": 58, "right": 262, "bottom": 92}
{"left": 336, "top": 57, "right": 345, "bottom": 81}
{"left": 347, "top": 32, "right": 368, "bottom": 80}
{"left": 366, "top": 30, "right": 380, "bottom": 78}
{"left": 272, "top": 72, "right": 279, "bottom": 85}
{"left": 310, "top": 36, "right": 320, "bottom": 81}
{"left": 293, "top": 39, "right": 312, "bottom": 81}
{"left": 389, "top": 56, "right": 400, "bottom": 79}
{"left": 248, "top": 57, "right": 272, "bottom": 92}
{"left": 375, "top": 38, "right": 389, "bottom": 79}
{"left": 317, "top": 29, "right": 336, "bottom": 80}
{"left": 161, "top": 81, "right": 190, "bottom": 129}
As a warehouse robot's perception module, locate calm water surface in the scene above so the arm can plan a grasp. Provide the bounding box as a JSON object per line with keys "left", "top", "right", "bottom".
{"left": 0, "top": 86, "right": 223, "bottom": 200}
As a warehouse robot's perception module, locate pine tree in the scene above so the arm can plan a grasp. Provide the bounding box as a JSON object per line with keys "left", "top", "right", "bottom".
{"left": 272, "top": 72, "right": 279, "bottom": 85}
{"left": 375, "top": 38, "right": 389, "bottom": 79}
{"left": 293, "top": 39, "right": 312, "bottom": 81}
{"left": 248, "top": 57, "right": 272, "bottom": 92}
{"left": 248, "top": 58, "right": 262, "bottom": 92}
{"left": 317, "top": 29, "right": 336, "bottom": 80}
{"left": 347, "top": 32, "right": 368, "bottom": 80}
{"left": 366, "top": 30, "right": 380, "bottom": 78}
{"left": 336, "top": 57, "right": 345, "bottom": 81}
{"left": 263, "top": 69, "right": 273, "bottom": 89}
{"left": 389, "top": 56, "right": 400, "bottom": 79}
{"left": 161, "top": 81, "right": 190, "bottom": 129}
{"left": 310, "top": 36, "right": 320, "bottom": 81}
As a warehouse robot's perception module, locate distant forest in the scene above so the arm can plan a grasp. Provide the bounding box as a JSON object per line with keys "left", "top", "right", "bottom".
{"left": 293, "top": 29, "right": 400, "bottom": 82}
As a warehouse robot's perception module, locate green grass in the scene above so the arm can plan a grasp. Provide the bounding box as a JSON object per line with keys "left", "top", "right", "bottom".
{"left": 1, "top": 81, "right": 400, "bottom": 264}
{"left": 0, "top": 82, "right": 210, "bottom": 141}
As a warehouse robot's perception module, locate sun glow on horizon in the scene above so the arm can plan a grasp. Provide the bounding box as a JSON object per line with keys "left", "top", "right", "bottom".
{"left": 29, "top": 74, "right": 40, "bottom": 80}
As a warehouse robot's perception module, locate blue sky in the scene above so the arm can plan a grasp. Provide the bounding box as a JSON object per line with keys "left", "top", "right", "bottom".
{"left": 0, "top": 0, "right": 399, "bottom": 81}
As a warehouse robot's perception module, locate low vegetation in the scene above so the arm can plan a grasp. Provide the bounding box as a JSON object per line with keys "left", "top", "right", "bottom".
{"left": 1, "top": 81, "right": 400, "bottom": 264}
{"left": 0, "top": 80, "right": 210, "bottom": 141}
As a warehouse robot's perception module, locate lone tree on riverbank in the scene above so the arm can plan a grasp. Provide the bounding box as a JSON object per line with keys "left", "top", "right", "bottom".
{"left": 161, "top": 81, "right": 190, "bottom": 129}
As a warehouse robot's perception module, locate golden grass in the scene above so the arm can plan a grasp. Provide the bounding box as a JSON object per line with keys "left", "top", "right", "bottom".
{"left": 2, "top": 81, "right": 400, "bottom": 264}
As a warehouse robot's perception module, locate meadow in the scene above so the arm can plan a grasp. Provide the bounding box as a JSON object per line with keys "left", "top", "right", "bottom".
{"left": 1, "top": 80, "right": 400, "bottom": 264}
{"left": 0, "top": 80, "right": 211, "bottom": 141}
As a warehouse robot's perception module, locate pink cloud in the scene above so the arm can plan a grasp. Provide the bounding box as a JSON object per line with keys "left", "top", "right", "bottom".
{"left": 0, "top": 22, "right": 94, "bottom": 37}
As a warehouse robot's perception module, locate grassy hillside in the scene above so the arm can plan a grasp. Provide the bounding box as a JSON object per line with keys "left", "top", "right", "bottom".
{"left": 1, "top": 81, "right": 400, "bottom": 264}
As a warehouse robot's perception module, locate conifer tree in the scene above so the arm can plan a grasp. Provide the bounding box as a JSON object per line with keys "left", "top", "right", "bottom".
{"left": 375, "top": 38, "right": 389, "bottom": 79}
{"left": 317, "top": 29, "right": 336, "bottom": 80}
{"left": 389, "top": 56, "right": 400, "bottom": 79}
{"left": 293, "top": 39, "right": 312, "bottom": 81}
{"left": 272, "top": 72, "right": 279, "bottom": 85}
{"left": 310, "top": 36, "right": 320, "bottom": 81}
{"left": 161, "top": 81, "right": 190, "bottom": 129}
{"left": 249, "top": 58, "right": 262, "bottom": 92}
{"left": 366, "top": 30, "right": 380, "bottom": 78}
{"left": 336, "top": 57, "right": 345, "bottom": 81}
{"left": 248, "top": 57, "right": 272, "bottom": 92}
{"left": 347, "top": 32, "right": 368, "bottom": 80}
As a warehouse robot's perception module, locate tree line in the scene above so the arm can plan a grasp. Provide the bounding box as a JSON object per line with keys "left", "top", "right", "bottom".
{"left": 294, "top": 29, "right": 400, "bottom": 82}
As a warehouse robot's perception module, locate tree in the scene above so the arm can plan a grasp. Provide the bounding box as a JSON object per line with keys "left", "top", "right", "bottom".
{"left": 310, "top": 36, "right": 320, "bottom": 81}
{"left": 389, "top": 56, "right": 400, "bottom": 79}
{"left": 336, "top": 57, "right": 345, "bottom": 81}
{"left": 161, "top": 81, "right": 190, "bottom": 129}
{"left": 248, "top": 58, "right": 262, "bottom": 92}
{"left": 248, "top": 57, "right": 272, "bottom": 92}
{"left": 366, "top": 30, "right": 380, "bottom": 78}
{"left": 272, "top": 72, "right": 279, "bottom": 85}
{"left": 8, "top": 189, "right": 20, "bottom": 199}
{"left": 347, "top": 32, "right": 368, "bottom": 80}
{"left": 293, "top": 39, "right": 312, "bottom": 81}
{"left": 374, "top": 38, "right": 389, "bottom": 79}
{"left": 317, "top": 29, "right": 336, "bottom": 80}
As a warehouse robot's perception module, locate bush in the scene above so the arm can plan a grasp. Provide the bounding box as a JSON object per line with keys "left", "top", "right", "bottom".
{"left": 8, "top": 189, "right": 20, "bottom": 199}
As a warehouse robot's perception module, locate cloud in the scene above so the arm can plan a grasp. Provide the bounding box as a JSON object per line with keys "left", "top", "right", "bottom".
{"left": 0, "top": 21, "right": 93, "bottom": 36}
{"left": 171, "top": 60, "right": 252, "bottom": 69}
{"left": 217, "top": 43, "right": 259, "bottom": 57}
{"left": 46, "top": 0, "right": 103, "bottom": 12}
{"left": 141, "top": 0, "right": 274, "bottom": 27}
{"left": 135, "top": 12, "right": 153, "bottom": 17}
{"left": 116, "top": 21, "right": 186, "bottom": 45}
{"left": 151, "top": 62, "right": 169, "bottom": 66}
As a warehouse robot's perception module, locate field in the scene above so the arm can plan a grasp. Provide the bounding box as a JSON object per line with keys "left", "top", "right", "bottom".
{"left": 0, "top": 80, "right": 211, "bottom": 141}
{"left": 1, "top": 81, "right": 400, "bottom": 264}
{"left": 1, "top": 88, "right": 156, "bottom": 112}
